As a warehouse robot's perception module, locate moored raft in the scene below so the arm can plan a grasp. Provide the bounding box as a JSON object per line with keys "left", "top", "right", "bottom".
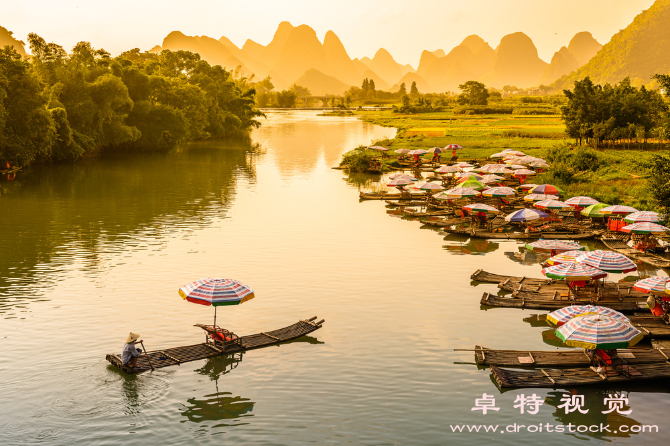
{"left": 106, "top": 317, "right": 324, "bottom": 374}
{"left": 600, "top": 235, "right": 670, "bottom": 269}
{"left": 443, "top": 227, "right": 599, "bottom": 240}
{"left": 470, "top": 345, "right": 670, "bottom": 367}
{"left": 490, "top": 363, "right": 670, "bottom": 388}
{"left": 480, "top": 292, "right": 645, "bottom": 311}
{"left": 471, "top": 269, "right": 553, "bottom": 285}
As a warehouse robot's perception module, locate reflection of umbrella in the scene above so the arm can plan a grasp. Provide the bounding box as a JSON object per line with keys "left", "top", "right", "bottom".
{"left": 564, "top": 196, "right": 599, "bottom": 207}
{"left": 505, "top": 208, "right": 548, "bottom": 222}
{"left": 633, "top": 277, "right": 670, "bottom": 294}
{"left": 624, "top": 211, "right": 661, "bottom": 223}
{"left": 600, "top": 205, "right": 638, "bottom": 215}
{"left": 556, "top": 315, "right": 643, "bottom": 349}
{"left": 542, "top": 262, "right": 607, "bottom": 280}
{"left": 580, "top": 203, "right": 612, "bottom": 218}
{"left": 527, "top": 239, "right": 585, "bottom": 253}
{"left": 546, "top": 250, "right": 586, "bottom": 265}
{"left": 575, "top": 250, "right": 637, "bottom": 273}
{"left": 368, "top": 145, "right": 389, "bottom": 151}
{"left": 523, "top": 194, "right": 558, "bottom": 202}
{"left": 530, "top": 184, "right": 564, "bottom": 195}
{"left": 621, "top": 222, "right": 669, "bottom": 234}
{"left": 462, "top": 203, "right": 500, "bottom": 214}
{"left": 534, "top": 199, "right": 571, "bottom": 210}
{"left": 482, "top": 186, "right": 515, "bottom": 197}
{"left": 435, "top": 165, "right": 460, "bottom": 174}
{"left": 179, "top": 278, "right": 255, "bottom": 326}
{"left": 547, "top": 306, "right": 630, "bottom": 326}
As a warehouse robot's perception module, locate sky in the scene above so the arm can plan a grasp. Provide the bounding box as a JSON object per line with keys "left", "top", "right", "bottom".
{"left": 3, "top": 0, "right": 656, "bottom": 67}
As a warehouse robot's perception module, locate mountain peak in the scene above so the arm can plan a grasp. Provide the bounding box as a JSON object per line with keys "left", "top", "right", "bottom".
{"left": 460, "top": 35, "right": 488, "bottom": 53}
{"left": 373, "top": 48, "right": 396, "bottom": 62}
{"left": 567, "top": 31, "right": 602, "bottom": 66}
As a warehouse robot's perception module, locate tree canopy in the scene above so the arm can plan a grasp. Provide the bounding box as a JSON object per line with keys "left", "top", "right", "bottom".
{"left": 0, "top": 35, "right": 263, "bottom": 167}
{"left": 457, "top": 81, "right": 489, "bottom": 105}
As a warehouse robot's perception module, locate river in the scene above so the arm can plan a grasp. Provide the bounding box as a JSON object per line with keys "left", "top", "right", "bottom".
{"left": 0, "top": 111, "right": 667, "bottom": 445}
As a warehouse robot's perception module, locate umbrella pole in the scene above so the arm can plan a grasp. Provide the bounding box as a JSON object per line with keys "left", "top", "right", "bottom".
{"left": 214, "top": 306, "right": 217, "bottom": 328}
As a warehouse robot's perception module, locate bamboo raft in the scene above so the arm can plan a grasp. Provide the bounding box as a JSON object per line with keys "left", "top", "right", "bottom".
{"left": 442, "top": 227, "right": 598, "bottom": 240}
{"left": 472, "top": 270, "right": 553, "bottom": 285}
{"left": 470, "top": 345, "right": 670, "bottom": 367}
{"left": 106, "top": 317, "right": 325, "bottom": 374}
{"left": 600, "top": 235, "right": 670, "bottom": 269}
{"left": 490, "top": 363, "right": 670, "bottom": 388}
{"left": 480, "top": 292, "right": 646, "bottom": 311}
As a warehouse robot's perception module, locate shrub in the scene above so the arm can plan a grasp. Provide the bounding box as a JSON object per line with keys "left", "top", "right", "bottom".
{"left": 512, "top": 107, "right": 560, "bottom": 115}
{"left": 340, "top": 148, "right": 376, "bottom": 172}
{"left": 453, "top": 105, "right": 513, "bottom": 115}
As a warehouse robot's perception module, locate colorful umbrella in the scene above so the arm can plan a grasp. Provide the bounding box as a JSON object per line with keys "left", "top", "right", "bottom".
{"left": 445, "top": 144, "right": 464, "bottom": 150}
{"left": 530, "top": 184, "right": 564, "bottom": 195}
{"left": 481, "top": 186, "right": 516, "bottom": 197}
{"left": 547, "top": 306, "right": 630, "bottom": 326}
{"left": 435, "top": 165, "right": 461, "bottom": 174}
{"left": 408, "top": 149, "right": 428, "bottom": 155}
{"left": 624, "top": 211, "right": 661, "bottom": 223}
{"left": 527, "top": 239, "right": 585, "bottom": 253}
{"left": 518, "top": 183, "right": 539, "bottom": 190}
{"left": 524, "top": 194, "right": 558, "bottom": 202}
{"left": 453, "top": 162, "right": 473, "bottom": 168}
{"left": 508, "top": 164, "right": 528, "bottom": 170}
{"left": 504, "top": 150, "right": 525, "bottom": 156}
{"left": 427, "top": 147, "right": 446, "bottom": 153}
{"left": 564, "top": 196, "right": 599, "bottom": 207}
{"left": 633, "top": 277, "right": 670, "bottom": 294}
{"left": 418, "top": 182, "right": 445, "bottom": 192}
{"left": 547, "top": 250, "right": 587, "bottom": 265}
{"left": 534, "top": 199, "right": 572, "bottom": 210}
{"left": 555, "top": 315, "right": 643, "bottom": 349}
{"left": 394, "top": 149, "right": 411, "bottom": 154}
{"left": 442, "top": 187, "right": 480, "bottom": 199}
{"left": 456, "top": 172, "right": 484, "bottom": 181}
{"left": 490, "top": 152, "right": 507, "bottom": 158}
{"left": 513, "top": 169, "right": 536, "bottom": 177}
{"left": 580, "top": 203, "right": 612, "bottom": 218}
{"left": 505, "top": 208, "right": 548, "bottom": 222}
{"left": 480, "top": 174, "right": 504, "bottom": 184}
{"left": 367, "top": 145, "right": 389, "bottom": 151}
{"left": 542, "top": 263, "right": 607, "bottom": 280}
{"left": 179, "top": 278, "right": 255, "bottom": 326}
{"left": 459, "top": 177, "right": 487, "bottom": 191}
{"left": 462, "top": 203, "right": 500, "bottom": 214}
{"left": 387, "top": 178, "right": 414, "bottom": 187}
{"left": 600, "top": 205, "right": 638, "bottom": 215}
{"left": 389, "top": 174, "right": 418, "bottom": 181}
{"left": 575, "top": 250, "right": 637, "bottom": 273}
{"left": 621, "top": 222, "right": 669, "bottom": 234}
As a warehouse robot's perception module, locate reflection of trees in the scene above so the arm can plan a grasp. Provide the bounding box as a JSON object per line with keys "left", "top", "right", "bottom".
{"left": 0, "top": 140, "right": 258, "bottom": 314}
{"left": 523, "top": 314, "right": 550, "bottom": 328}
{"left": 504, "top": 247, "right": 546, "bottom": 266}
{"left": 545, "top": 389, "right": 641, "bottom": 441}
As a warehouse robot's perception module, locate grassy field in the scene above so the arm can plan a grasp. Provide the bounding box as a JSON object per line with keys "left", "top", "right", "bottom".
{"left": 343, "top": 110, "right": 661, "bottom": 211}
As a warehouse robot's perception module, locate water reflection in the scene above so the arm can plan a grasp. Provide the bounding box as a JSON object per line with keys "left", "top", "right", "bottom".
{"left": 505, "top": 247, "right": 547, "bottom": 266}
{"left": 444, "top": 238, "right": 500, "bottom": 255}
{"left": 545, "top": 389, "right": 641, "bottom": 441}
{"left": 0, "top": 141, "right": 258, "bottom": 316}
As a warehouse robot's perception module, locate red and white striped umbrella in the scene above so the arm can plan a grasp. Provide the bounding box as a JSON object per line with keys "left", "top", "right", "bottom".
{"left": 624, "top": 211, "right": 661, "bottom": 223}
{"left": 481, "top": 186, "right": 516, "bottom": 197}
{"left": 394, "top": 149, "right": 411, "bottom": 154}
{"left": 534, "top": 199, "right": 572, "bottom": 210}
{"left": 600, "top": 205, "right": 638, "bottom": 215}
{"left": 518, "top": 183, "right": 539, "bottom": 190}
{"left": 408, "top": 149, "right": 428, "bottom": 155}
{"left": 633, "top": 277, "right": 670, "bottom": 294}
{"left": 576, "top": 250, "right": 637, "bottom": 273}
{"left": 524, "top": 194, "right": 558, "bottom": 202}
{"left": 387, "top": 178, "right": 414, "bottom": 187}
{"left": 462, "top": 203, "right": 500, "bottom": 214}
{"left": 443, "top": 187, "right": 480, "bottom": 198}
{"left": 445, "top": 144, "right": 464, "bottom": 150}
{"left": 527, "top": 239, "right": 585, "bottom": 253}
{"left": 435, "top": 165, "right": 461, "bottom": 174}
{"left": 368, "top": 145, "right": 389, "bottom": 151}
{"left": 480, "top": 174, "right": 504, "bottom": 184}
{"left": 621, "top": 222, "right": 669, "bottom": 234}
{"left": 547, "top": 250, "right": 586, "bottom": 265}
{"left": 453, "top": 162, "right": 473, "bottom": 168}
{"left": 564, "top": 196, "right": 599, "bottom": 207}
{"left": 513, "top": 169, "right": 536, "bottom": 177}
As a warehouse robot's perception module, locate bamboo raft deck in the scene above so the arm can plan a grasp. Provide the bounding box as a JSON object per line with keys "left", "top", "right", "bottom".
{"left": 471, "top": 269, "right": 554, "bottom": 285}
{"left": 443, "top": 227, "right": 598, "bottom": 240}
{"left": 480, "top": 292, "right": 645, "bottom": 311}
{"left": 106, "top": 317, "right": 324, "bottom": 374}
{"left": 470, "top": 345, "right": 670, "bottom": 367}
{"left": 490, "top": 363, "right": 670, "bottom": 388}
{"left": 600, "top": 235, "right": 670, "bottom": 269}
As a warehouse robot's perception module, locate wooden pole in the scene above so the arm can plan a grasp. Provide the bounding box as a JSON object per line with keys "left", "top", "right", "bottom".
{"left": 140, "top": 341, "right": 154, "bottom": 371}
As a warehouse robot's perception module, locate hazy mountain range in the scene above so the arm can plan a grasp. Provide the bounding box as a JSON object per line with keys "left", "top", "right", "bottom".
{"left": 2, "top": 0, "right": 669, "bottom": 95}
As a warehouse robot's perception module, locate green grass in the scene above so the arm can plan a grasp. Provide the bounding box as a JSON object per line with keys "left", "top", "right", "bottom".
{"left": 345, "top": 110, "right": 664, "bottom": 211}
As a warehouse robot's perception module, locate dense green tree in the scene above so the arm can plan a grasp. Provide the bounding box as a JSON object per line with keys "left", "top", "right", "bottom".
{"left": 410, "top": 81, "right": 418, "bottom": 95}
{"left": 649, "top": 153, "right": 670, "bottom": 212}
{"left": 457, "top": 81, "right": 489, "bottom": 105}
{"left": 369, "top": 79, "right": 375, "bottom": 91}
{"left": 398, "top": 82, "right": 406, "bottom": 95}
{"left": 362, "top": 78, "right": 369, "bottom": 91}
{"left": 275, "top": 89, "right": 297, "bottom": 108}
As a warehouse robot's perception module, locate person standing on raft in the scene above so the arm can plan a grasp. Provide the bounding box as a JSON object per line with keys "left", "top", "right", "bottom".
{"left": 121, "top": 332, "right": 143, "bottom": 367}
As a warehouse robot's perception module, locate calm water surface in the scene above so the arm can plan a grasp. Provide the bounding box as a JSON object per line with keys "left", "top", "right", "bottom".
{"left": 0, "top": 111, "right": 667, "bottom": 445}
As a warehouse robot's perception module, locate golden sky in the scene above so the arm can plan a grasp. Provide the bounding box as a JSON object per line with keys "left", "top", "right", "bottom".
{"left": 4, "top": 0, "right": 656, "bottom": 66}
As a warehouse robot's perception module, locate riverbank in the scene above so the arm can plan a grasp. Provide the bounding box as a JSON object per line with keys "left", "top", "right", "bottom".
{"left": 342, "top": 110, "right": 660, "bottom": 210}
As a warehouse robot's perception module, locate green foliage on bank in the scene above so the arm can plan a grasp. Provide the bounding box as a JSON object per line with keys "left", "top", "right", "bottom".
{"left": 0, "top": 35, "right": 263, "bottom": 167}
